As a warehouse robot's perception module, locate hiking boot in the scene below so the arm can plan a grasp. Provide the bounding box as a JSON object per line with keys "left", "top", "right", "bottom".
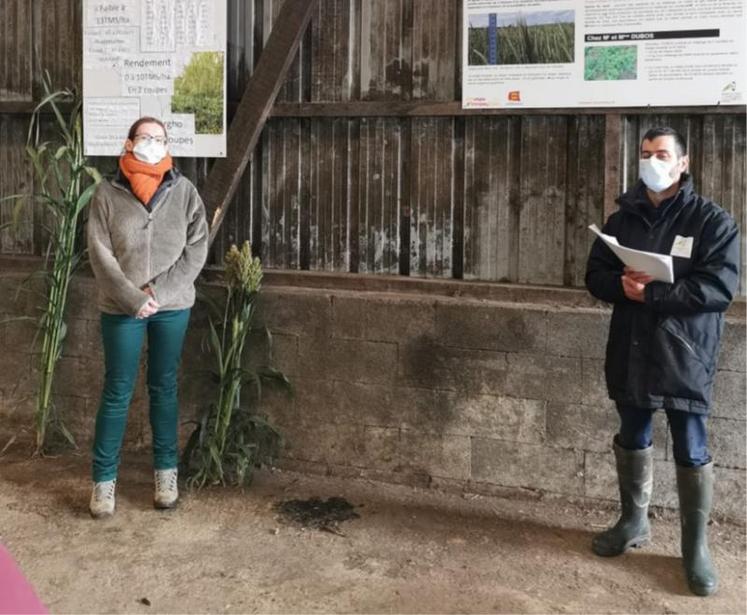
{"left": 89, "top": 479, "right": 116, "bottom": 519}
{"left": 154, "top": 468, "right": 178, "bottom": 509}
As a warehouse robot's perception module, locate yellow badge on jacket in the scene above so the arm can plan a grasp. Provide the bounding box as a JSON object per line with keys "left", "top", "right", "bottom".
{"left": 670, "top": 235, "right": 694, "bottom": 258}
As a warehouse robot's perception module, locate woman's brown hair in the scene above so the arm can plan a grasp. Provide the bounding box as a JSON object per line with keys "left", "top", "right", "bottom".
{"left": 127, "top": 116, "right": 168, "bottom": 141}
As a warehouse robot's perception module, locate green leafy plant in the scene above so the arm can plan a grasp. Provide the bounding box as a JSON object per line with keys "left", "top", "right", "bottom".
{"left": 584, "top": 46, "right": 638, "bottom": 81}
{"left": 2, "top": 73, "right": 101, "bottom": 454}
{"left": 171, "top": 51, "right": 224, "bottom": 134}
{"left": 182, "top": 242, "right": 289, "bottom": 488}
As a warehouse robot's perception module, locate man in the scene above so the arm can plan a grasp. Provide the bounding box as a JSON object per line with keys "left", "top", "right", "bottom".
{"left": 585, "top": 126, "right": 740, "bottom": 597}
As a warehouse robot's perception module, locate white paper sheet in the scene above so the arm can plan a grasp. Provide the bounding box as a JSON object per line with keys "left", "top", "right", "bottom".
{"left": 589, "top": 224, "right": 674, "bottom": 283}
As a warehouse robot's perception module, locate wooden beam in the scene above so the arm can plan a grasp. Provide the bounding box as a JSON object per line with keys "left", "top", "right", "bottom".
{"left": 0, "top": 101, "right": 76, "bottom": 115}
{"left": 270, "top": 101, "right": 746, "bottom": 118}
{"left": 0, "top": 101, "right": 36, "bottom": 114}
{"left": 603, "top": 113, "right": 623, "bottom": 221}
{"left": 204, "top": 0, "right": 319, "bottom": 245}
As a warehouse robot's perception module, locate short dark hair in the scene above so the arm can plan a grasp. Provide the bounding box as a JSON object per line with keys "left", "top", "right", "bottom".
{"left": 641, "top": 126, "right": 687, "bottom": 157}
{"left": 127, "top": 116, "right": 168, "bottom": 141}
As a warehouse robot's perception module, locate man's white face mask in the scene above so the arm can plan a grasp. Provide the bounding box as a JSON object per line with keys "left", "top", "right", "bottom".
{"left": 133, "top": 140, "right": 167, "bottom": 165}
{"left": 639, "top": 156, "right": 678, "bottom": 193}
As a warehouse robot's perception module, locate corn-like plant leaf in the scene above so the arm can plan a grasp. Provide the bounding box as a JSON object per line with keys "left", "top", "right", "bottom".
{"left": 207, "top": 319, "right": 224, "bottom": 375}
{"left": 84, "top": 166, "right": 103, "bottom": 184}
{"left": 75, "top": 183, "right": 98, "bottom": 216}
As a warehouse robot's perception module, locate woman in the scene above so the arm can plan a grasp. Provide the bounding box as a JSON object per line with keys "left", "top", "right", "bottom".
{"left": 86, "top": 117, "right": 208, "bottom": 518}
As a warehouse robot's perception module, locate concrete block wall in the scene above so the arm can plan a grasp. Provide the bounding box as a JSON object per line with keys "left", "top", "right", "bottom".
{"left": 252, "top": 286, "right": 745, "bottom": 520}
{"left": 0, "top": 267, "right": 745, "bottom": 520}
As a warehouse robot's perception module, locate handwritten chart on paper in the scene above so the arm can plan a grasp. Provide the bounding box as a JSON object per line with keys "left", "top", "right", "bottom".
{"left": 83, "top": 0, "right": 227, "bottom": 158}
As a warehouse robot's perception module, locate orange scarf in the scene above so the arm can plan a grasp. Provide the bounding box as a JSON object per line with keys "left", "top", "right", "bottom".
{"left": 118, "top": 152, "right": 174, "bottom": 205}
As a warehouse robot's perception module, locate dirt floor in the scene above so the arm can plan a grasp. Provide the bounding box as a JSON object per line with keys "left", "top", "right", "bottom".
{"left": 0, "top": 443, "right": 745, "bottom": 615}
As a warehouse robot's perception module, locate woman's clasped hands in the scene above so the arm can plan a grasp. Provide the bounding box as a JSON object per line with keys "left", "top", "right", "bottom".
{"left": 137, "top": 286, "right": 160, "bottom": 319}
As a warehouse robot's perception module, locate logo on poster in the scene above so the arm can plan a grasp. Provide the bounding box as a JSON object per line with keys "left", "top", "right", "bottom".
{"left": 508, "top": 91, "right": 521, "bottom": 102}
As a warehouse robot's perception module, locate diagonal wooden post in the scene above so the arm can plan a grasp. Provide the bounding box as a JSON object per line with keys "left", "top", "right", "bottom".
{"left": 204, "top": 0, "right": 319, "bottom": 246}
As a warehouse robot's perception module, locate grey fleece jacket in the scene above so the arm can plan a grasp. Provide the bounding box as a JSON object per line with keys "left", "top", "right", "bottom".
{"left": 87, "top": 170, "right": 209, "bottom": 316}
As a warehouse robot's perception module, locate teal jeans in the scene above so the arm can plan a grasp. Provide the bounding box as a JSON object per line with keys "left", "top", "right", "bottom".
{"left": 92, "top": 309, "right": 191, "bottom": 482}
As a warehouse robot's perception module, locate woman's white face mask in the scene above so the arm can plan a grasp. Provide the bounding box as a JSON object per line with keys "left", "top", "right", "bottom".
{"left": 132, "top": 140, "right": 168, "bottom": 165}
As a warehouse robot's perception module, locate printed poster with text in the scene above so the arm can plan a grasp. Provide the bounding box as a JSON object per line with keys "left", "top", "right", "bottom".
{"left": 83, "top": 0, "right": 227, "bottom": 157}
{"left": 462, "top": 0, "right": 746, "bottom": 108}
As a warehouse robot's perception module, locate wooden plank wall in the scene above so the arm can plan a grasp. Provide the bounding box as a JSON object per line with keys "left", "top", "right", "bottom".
{"left": 1, "top": 0, "right": 745, "bottom": 293}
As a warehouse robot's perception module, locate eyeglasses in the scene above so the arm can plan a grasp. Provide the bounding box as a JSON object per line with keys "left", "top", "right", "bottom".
{"left": 134, "top": 134, "right": 168, "bottom": 145}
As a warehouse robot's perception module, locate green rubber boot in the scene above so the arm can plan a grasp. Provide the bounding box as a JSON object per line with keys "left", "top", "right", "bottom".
{"left": 677, "top": 462, "right": 719, "bottom": 597}
{"left": 592, "top": 439, "right": 653, "bottom": 557}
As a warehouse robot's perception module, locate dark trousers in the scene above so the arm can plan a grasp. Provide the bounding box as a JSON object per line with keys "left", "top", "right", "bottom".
{"left": 616, "top": 404, "right": 710, "bottom": 467}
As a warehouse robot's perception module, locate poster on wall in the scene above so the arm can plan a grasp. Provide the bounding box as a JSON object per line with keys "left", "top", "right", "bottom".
{"left": 462, "top": 0, "right": 746, "bottom": 109}
{"left": 83, "top": 0, "right": 227, "bottom": 157}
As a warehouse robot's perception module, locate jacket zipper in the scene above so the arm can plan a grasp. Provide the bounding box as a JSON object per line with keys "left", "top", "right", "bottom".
{"left": 110, "top": 180, "right": 173, "bottom": 286}
{"left": 669, "top": 330, "right": 698, "bottom": 358}
{"left": 146, "top": 212, "right": 153, "bottom": 282}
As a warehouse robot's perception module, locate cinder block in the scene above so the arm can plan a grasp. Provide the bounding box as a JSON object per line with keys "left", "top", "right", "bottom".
{"left": 546, "top": 403, "right": 617, "bottom": 453}
{"left": 450, "top": 395, "right": 545, "bottom": 443}
{"left": 61, "top": 318, "right": 100, "bottom": 360}
{"left": 710, "top": 417, "right": 747, "bottom": 469}
{"left": 399, "top": 341, "right": 508, "bottom": 394}
{"left": 258, "top": 381, "right": 296, "bottom": 427}
{"left": 651, "top": 411, "right": 670, "bottom": 461}
{"left": 284, "top": 378, "right": 339, "bottom": 424}
{"left": 3, "top": 315, "right": 37, "bottom": 354}
{"left": 369, "top": 298, "right": 437, "bottom": 343}
{"left": 0, "top": 276, "right": 25, "bottom": 315}
{"left": 66, "top": 277, "right": 100, "bottom": 321}
{"left": 56, "top": 395, "right": 94, "bottom": 445}
{"left": 651, "top": 460, "right": 677, "bottom": 508}
{"left": 583, "top": 450, "right": 616, "bottom": 501}
{"left": 546, "top": 309, "right": 609, "bottom": 359}
{"left": 298, "top": 337, "right": 398, "bottom": 385}
{"left": 712, "top": 369, "right": 746, "bottom": 420}
{"left": 178, "top": 368, "right": 217, "bottom": 414}
{"left": 332, "top": 294, "right": 437, "bottom": 343}
{"left": 242, "top": 329, "right": 299, "bottom": 379}
{"left": 280, "top": 420, "right": 366, "bottom": 467}
{"left": 257, "top": 290, "right": 332, "bottom": 338}
{"left": 0, "top": 275, "right": 42, "bottom": 319}
{"left": 267, "top": 332, "right": 299, "bottom": 379}
{"left": 435, "top": 302, "right": 547, "bottom": 353}
{"left": 718, "top": 319, "right": 746, "bottom": 372}
{"left": 713, "top": 466, "right": 747, "bottom": 521}
{"left": 471, "top": 438, "right": 584, "bottom": 495}
{"left": 53, "top": 357, "right": 103, "bottom": 400}
{"left": 364, "top": 426, "right": 471, "bottom": 481}
{"left": 375, "top": 384, "right": 453, "bottom": 430}
{"left": 504, "top": 353, "right": 582, "bottom": 403}
{"left": 581, "top": 358, "right": 614, "bottom": 408}
{"left": 331, "top": 294, "right": 366, "bottom": 339}
{"left": 0, "top": 350, "right": 33, "bottom": 399}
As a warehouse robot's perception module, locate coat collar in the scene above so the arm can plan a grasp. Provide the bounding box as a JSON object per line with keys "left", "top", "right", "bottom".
{"left": 617, "top": 173, "right": 695, "bottom": 222}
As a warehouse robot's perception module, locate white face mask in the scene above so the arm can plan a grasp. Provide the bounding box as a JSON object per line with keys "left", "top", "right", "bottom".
{"left": 639, "top": 156, "right": 678, "bottom": 193}
{"left": 132, "top": 140, "right": 167, "bottom": 165}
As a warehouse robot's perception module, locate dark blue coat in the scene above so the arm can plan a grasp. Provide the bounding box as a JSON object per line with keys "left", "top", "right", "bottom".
{"left": 585, "top": 175, "right": 740, "bottom": 414}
